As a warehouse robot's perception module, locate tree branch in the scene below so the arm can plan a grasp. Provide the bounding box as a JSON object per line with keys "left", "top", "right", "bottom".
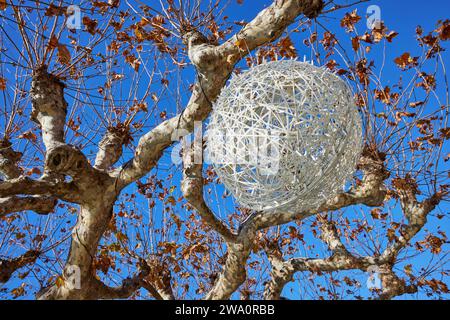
{"left": 219, "top": 0, "right": 324, "bottom": 66}
{"left": 93, "top": 258, "right": 176, "bottom": 300}
{"left": 44, "top": 144, "right": 96, "bottom": 181}
{"left": 115, "top": 0, "right": 325, "bottom": 188}
{"left": 377, "top": 265, "right": 418, "bottom": 300}
{"left": 380, "top": 192, "right": 442, "bottom": 263}
{"left": 115, "top": 33, "right": 225, "bottom": 187}
{"left": 0, "top": 250, "right": 40, "bottom": 284}
{"left": 30, "top": 66, "right": 67, "bottom": 152}
{"left": 181, "top": 138, "right": 237, "bottom": 242}
{"left": 206, "top": 147, "right": 388, "bottom": 300}
{"left": 261, "top": 190, "right": 441, "bottom": 300}
{"left": 263, "top": 241, "right": 294, "bottom": 300}
{"left": 0, "top": 176, "right": 80, "bottom": 203}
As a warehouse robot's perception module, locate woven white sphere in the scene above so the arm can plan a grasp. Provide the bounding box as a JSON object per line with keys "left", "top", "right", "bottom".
{"left": 206, "top": 60, "right": 362, "bottom": 212}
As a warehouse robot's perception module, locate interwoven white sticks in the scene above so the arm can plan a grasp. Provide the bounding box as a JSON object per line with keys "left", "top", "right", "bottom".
{"left": 206, "top": 60, "right": 362, "bottom": 212}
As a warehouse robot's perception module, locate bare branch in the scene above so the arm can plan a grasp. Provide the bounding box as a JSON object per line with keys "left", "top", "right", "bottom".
{"left": 92, "top": 259, "right": 152, "bottom": 300}
{"left": 113, "top": 30, "right": 223, "bottom": 187}
{"left": 116, "top": 0, "right": 326, "bottom": 188}
{"left": 181, "top": 138, "right": 237, "bottom": 242}
{"left": 378, "top": 266, "right": 418, "bottom": 300}
{"left": 93, "top": 259, "right": 176, "bottom": 300}
{"left": 381, "top": 192, "right": 442, "bottom": 263}
{"left": 263, "top": 241, "right": 294, "bottom": 300}
{"left": 0, "top": 195, "right": 56, "bottom": 216}
{"left": 38, "top": 197, "right": 117, "bottom": 299}
{"left": 261, "top": 190, "right": 442, "bottom": 300}
{"left": 45, "top": 144, "right": 95, "bottom": 181}
{"left": 317, "top": 214, "right": 349, "bottom": 254}
{"left": 0, "top": 176, "right": 79, "bottom": 202}
{"left": 94, "top": 129, "right": 126, "bottom": 171}
{"left": 206, "top": 148, "right": 389, "bottom": 299}
{"left": 0, "top": 250, "right": 40, "bottom": 284}
{"left": 219, "top": 0, "right": 325, "bottom": 66}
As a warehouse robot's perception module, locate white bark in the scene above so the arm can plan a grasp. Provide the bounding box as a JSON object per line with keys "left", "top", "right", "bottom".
{"left": 0, "top": 139, "right": 22, "bottom": 180}
{"left": 261, "top": 187, "right": 440, "bottom": 300}
{"left": 94, "top": 129, "right": 126, "bottom": 170}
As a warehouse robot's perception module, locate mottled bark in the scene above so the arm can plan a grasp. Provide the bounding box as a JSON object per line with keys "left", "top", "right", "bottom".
{"left": 37, "top": 181, "right": 117, "bottom": 299}
{"left": 0, "top": 176, "right": 78, "bottom": 202}
{"left": 263, "top": 243, "right": 294, "bottom": 300}
{"left": 0, "top": 139, "right": 22, "bottom": 180}
{"left": 116, "top": 0, "right": 325, "bottom": 188}
{"left": 27, "top": 69, "right": 174, "bottom": 299}
{"left": 113, "top": 0, "right": 328, "bottom": 300}
{"left": 94, "top": 129, "right": 126, "bottom": 170}
{"left": 0, "top": 250, "right": 40, "bottom": 284}
{"left": 30, "top": 66, "right": 67, "bottom": 151}
{"left": 0, "top": 139, "right": 57, "bottom": 216}
{"left": 17, "top": 67, "right": 122, "bottom": 299}
{"left": 262, "top": 192, "right": 440, "bottom": 300}
{"left": 380, "top": 191, "right": 441, "bottom": 263}
{"left": 205, "top": 150, "right": 388, "bottom": 300}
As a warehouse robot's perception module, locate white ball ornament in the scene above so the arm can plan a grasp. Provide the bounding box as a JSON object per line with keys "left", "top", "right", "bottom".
{"left": 205, "top": 60, "right": 362, "bottom": 212}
